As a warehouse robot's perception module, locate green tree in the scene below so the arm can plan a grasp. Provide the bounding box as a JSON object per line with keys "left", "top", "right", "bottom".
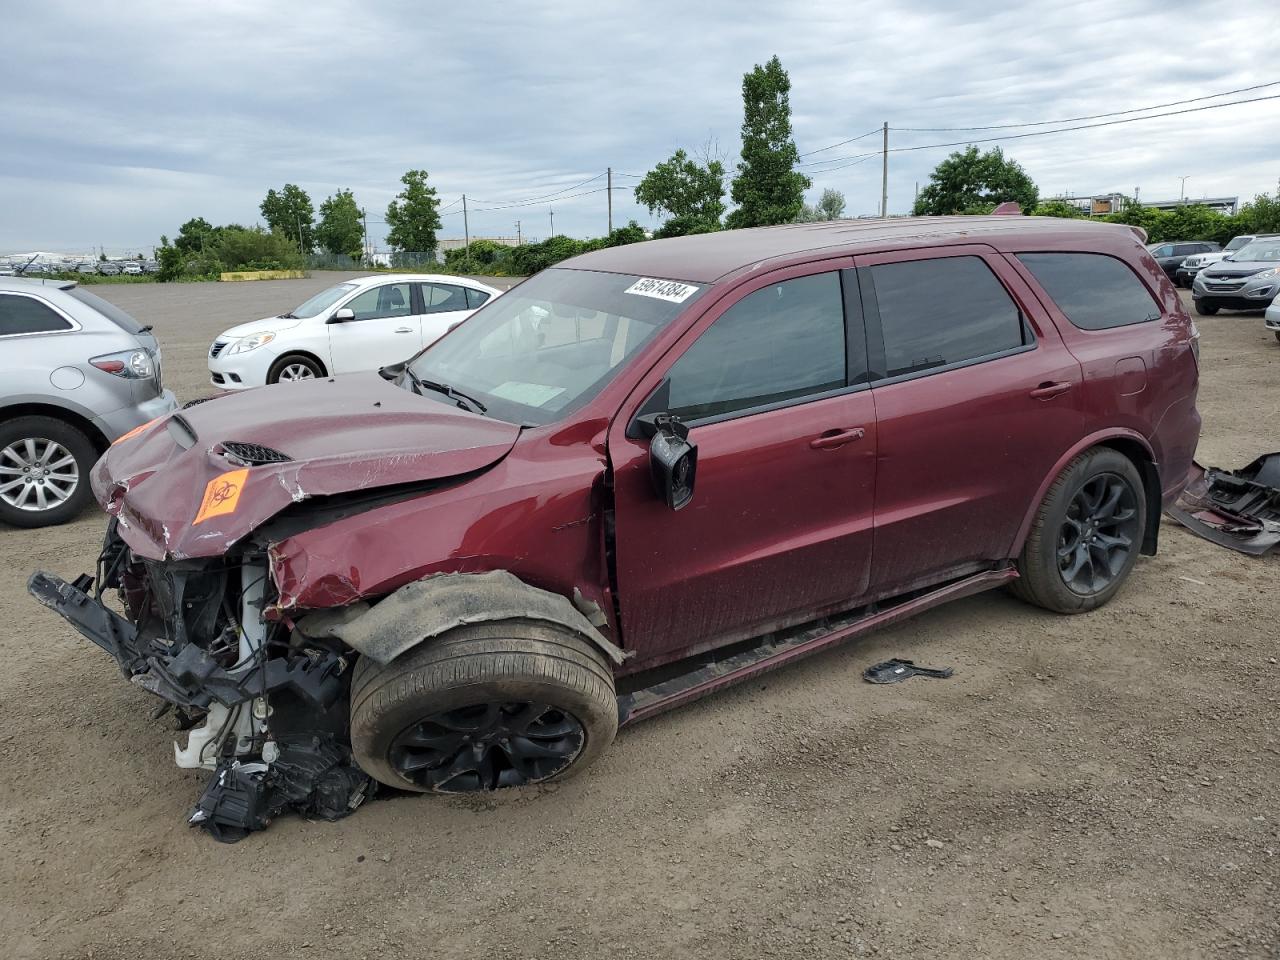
{"left": 635, "top": 149, "right": 726, "bottom": 232}
{"left": 912, "top": 147, "right": 1039, "bottom": 216}
{"left": 260, "top": 184, "right": 315, "bottom": 252}
{"left": 212, "top": 226, "right": 304, "bottom": 271}
{"left": 316, "top": 188, "right": 364, "bottom": 257}
{"left": 173, "top": 217, "right": 218, "bottom": 256}
{"left": 1030, "top": 200, "right": 1085, "bottom": 219}
{"left": 385, "top": 169, "right": 443, "bottom": 255}
{"left": 726, "top": 55, "right": 811, "bottom": 228}
{"left": 155, "top": 236, "right": 185, "bottom": 281}
{"left": 798, "top": 188, "right": 847, "bottom": 222}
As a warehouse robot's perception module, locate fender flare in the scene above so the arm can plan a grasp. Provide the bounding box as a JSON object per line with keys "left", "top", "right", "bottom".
{"left": 1011, "top": 428, "right": 1161, "bottom": 557}
{"left": 301, "top": 569, "right": 627, "bottom": 667}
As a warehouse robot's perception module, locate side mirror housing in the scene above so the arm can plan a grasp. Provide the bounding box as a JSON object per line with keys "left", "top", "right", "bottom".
{"left": 329, "top": 307, "right": 356, "bottom": 323}
{"left": 646, "top": 414, "right": 697, "bottom": 511}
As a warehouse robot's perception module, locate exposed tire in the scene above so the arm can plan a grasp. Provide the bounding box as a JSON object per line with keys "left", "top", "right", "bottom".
{"left": 1274, "top": 331, "right": 1280, "bottom": 343}
{"left": 0, "top": 416, "right": 98, "bottom": 529}
{"left": 1012, "top": 448, "right": 1147, "bottom": 615}
{"left": 267, "top": 353, "right": 324, "bottom": 384}
{"left": 349, "top": 621, "right": 618, "bottom": 793}
{"left": 1194, "top": 301, "right": 1219, "bottom": 316}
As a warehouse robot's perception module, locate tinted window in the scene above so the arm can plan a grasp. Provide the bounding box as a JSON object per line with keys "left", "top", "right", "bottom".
{"left": 346, "top": 283, "right": 412, "bottom": 320}
{"left": 67, "top": 286, "right": 145, "bottom": 334}
{"left": 667, "top": 272, "right": 846, "bottom": 421}
{"left": 465, "top": 287, "right": 491, "bottom": 309}
{"left": 422, "top": 283, "right": 469, "bottom": 313}
{"left": 870, "top": 256, "right": 1024, "bottom": 377}
{"left": 1017, "top": 253, "right": 1161, "bottom": 330}
{"left": 0, "top": 294, "right": 73, "bottom": 336}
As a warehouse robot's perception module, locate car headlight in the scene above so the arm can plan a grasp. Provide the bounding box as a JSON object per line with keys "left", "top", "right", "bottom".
{"left": 90, "top": 349, "right": 154, "bottom": 379}
{"left": 227, "top": 332, "right": 276, "bottom": 354}
{"left": 1250, "top": 268, "right": 1280, "bottom": 281}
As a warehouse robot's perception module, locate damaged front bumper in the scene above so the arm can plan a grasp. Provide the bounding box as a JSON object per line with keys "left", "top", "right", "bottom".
{"left": 1166, "top": 453, "right": 1280, "bottom": 556}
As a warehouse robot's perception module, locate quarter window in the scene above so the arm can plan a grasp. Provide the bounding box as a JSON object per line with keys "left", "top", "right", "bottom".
{"left": 667, "top": 272, "right": 846, "bottom": 421}
{"left": 465, "top": 287, "right": 491, "bottom": 309}
{"left": 870, "top": 256, "right": 1024, "bottom": 377}
{"left": 1017, "top": 253, "right": 1161, "bottom": 330}
{"left": 0, "top": 294, "right": 73, "bottom": 336}
{"left": 345, "top": 283, "right": 413, "bottom": 320}
{"left": 422, "top": 283, "right": 469, "bottom": 313}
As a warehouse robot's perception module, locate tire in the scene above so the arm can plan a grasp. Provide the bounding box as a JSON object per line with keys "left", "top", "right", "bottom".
{"left": 1012, "top": 448, "right": 1147, "bottom": 615}
{"left": 1194, "top": 301, "right": 1219, "bottom": 316}
{"left": 350, "top": 621, "right": 618, "bottom": 793}
{"left": 1273, "top": 331, "right": 1280, "bottom": 344}
{"left": 267, "top": 353, "right": 324, "bottom": 384}
{"left": 0, "top": 416, "right": 98, "bottom": 528}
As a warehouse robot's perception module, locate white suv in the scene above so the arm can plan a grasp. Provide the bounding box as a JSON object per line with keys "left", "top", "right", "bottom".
{"left": 208, "top": 274, "right": 502, "bottom": 389}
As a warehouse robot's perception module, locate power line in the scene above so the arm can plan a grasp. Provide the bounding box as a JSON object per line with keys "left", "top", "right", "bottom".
{"left": 798, "top": 126, "right": 881, "bottom": 160}
{"left": 465, "top": 171, "right": 607, "bottom": 207}
{"left": 892, "top": 78, "right": 1280, "bottom": 131}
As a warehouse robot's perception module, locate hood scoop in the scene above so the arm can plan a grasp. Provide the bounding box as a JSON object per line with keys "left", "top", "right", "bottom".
{"left": 220, "top": 441, "right": 292, "bottom": 467}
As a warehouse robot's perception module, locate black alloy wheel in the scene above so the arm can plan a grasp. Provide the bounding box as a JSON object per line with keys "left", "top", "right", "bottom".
{"left": 390, "top": 700, "right": 586, "bottom": 792}
{"left": 1056, "top": 472, "right": 1141, "bottom": 596}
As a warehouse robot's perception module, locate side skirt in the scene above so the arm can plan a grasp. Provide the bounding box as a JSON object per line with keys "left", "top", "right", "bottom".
{"left": 616, "top": 566, "right": 1017, "bottom": 727}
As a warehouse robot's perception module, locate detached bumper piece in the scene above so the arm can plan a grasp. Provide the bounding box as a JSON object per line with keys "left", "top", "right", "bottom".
{"left": 1166, "top": 453, "right": 1280, "bottom": 556}
{"left": 190, "top": 737, "right": 371, "bottom": 843}
{"left": 28, "top": 571, "right": 346, "bottom": 711}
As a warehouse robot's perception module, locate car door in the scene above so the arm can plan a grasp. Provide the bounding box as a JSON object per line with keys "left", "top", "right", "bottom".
{"left": 418, "top": 282, "right": 475, "bottom": 348}
{"left": 856, "top": 246, "right": 1085, "bottom": 597}
{"left": 326, "top": 282, "right": 420, "bottom": 374}
{"left": 1148, "top": 244, "right": 1177, "bottom": 278}
{"left": 607, "top": 261, "right": 878, "bottom": 669}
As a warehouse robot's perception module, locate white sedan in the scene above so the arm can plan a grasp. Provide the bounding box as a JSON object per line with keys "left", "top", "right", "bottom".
{"left": 207, "top": 274, "right": 502, "bottom": 389}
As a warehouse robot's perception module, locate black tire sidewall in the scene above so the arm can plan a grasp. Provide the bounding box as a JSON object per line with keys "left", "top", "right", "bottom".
{"left": 0, "top": 416, "right": 98, "bottom": 528}
{"left": 268, "top": 354, "right": 323, "bottom": 384}
{"left": 1194, "top": 301, "right": 1219, "bottom": 316}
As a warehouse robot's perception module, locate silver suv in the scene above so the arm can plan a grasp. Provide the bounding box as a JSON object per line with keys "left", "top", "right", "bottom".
{"left": 0, "top": 278, "right": 177, "bottom": 527}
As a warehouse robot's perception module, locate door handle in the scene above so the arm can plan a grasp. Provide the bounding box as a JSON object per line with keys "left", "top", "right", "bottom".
{"left": 1030, "top": 380, "right": 1073, "bottom": 400}
{"left": 394, "top": 327, "right": 413, "bottom": 333}
{"left": 809, "top": 427, "right": 866, "bottom": 450}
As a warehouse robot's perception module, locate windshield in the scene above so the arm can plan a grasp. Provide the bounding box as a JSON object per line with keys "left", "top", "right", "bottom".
{"left": 1230, "top": 241, "right": 1280, "bottom": 262}
{"left": 1225, "top": 237, "right": 1251, "bottom": 251}
{"left": 406, "top": 268, "right": 704, "bottom": 425}
{"left": 290, "top": 282, "right": 357, "bottom": 318}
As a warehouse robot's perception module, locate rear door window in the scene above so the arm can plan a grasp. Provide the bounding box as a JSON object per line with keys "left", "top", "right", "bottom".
{"left": 422, "top": 283, "right": 470, "bottom": 313}
{"left": 0, "top": 294, "right": 74, "bottom": 336}
{"left": 667, "top": 271, "right": 847, "bottom": 421}
{"left": 869, "top": 256, "right": 1024, "bottom": 377}
{"left": 1017, "top": 253, "right": 1161, "bottom": 331}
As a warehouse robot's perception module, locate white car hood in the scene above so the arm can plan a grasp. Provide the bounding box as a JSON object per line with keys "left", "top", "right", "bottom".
{"left": 217, "top": 314, "right": 307, "bottom": 340}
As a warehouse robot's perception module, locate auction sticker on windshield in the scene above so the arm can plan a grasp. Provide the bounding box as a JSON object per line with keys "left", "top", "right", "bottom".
{"left": 624, "top": 278, "right": 700, "bottom": 303}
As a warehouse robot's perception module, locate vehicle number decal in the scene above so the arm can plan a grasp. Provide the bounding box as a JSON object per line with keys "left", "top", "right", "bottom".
{"left": 194, "top": 468, "right": 249, "bottom": 525}
{"left": 623, "top": 278, "right": 699, "bottom": 303}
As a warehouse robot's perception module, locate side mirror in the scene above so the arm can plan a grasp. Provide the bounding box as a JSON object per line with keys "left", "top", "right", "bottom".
{"left": 329, "top": 307, "right": 356, "bottom": 323}
{"left": 646, "top": 414, "right": 697, "bottom": 511}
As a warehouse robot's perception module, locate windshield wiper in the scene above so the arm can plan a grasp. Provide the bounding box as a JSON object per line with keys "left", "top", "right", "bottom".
{"left": 402, "top": 369, "right": 487, "bottom": 414}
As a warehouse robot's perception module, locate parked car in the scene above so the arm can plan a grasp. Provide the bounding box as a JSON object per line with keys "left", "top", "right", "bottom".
{"left": 1191, "top": 237, "right": 1280, "bottom": 315}
{"left": 1147, "top": 240, "right": 1219, "bottom": 285}
{"left": 31, "top": 217, "right": 1201, "bottom": 832}
{"left": 206, "top": 273, "right": 502, "bottom": 388}
{"left": 97, "top": 262, "right": 121, "bottom": 276}
{"left": 1177, "top": 234, "right": 1279, "bottom": 286}
{"left": 0, "top": 278, "right": 177, "bottom": 528}
{"left": 1264, "top": 294, "right": 1280, "bottom": 342}
{"left": 121, "top": 262, "right": 143, "bottom": 276}
{"left": 141, "top": 260, "right": 159, "bottom": 274}
{"left": 76, "top": 261, "right": 97, "bottom": 274}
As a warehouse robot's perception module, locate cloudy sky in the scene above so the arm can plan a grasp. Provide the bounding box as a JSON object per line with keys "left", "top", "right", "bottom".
{"left": 2, "top": 0, "right": 1278, "bottom": 254}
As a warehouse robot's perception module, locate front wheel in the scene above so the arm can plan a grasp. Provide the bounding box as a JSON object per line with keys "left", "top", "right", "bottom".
{"left": 1273, "top": 331, "right": 1280, "bottom": 343}
{"left": 349, "top": 622, "right": 618, "bottom": 793}
{"left": 268, "top": 354, "right": 324, "bottom": 384}
{"left": 1194, "top": 301, "right": 1219, "bottom": 316}
{"left": 1012, "top": 448, "right": 1147, "bottom": 614}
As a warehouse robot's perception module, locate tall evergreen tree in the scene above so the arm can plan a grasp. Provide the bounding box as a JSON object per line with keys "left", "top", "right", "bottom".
{"left": 726, "top": 55, "right": 810, "bottom": 228}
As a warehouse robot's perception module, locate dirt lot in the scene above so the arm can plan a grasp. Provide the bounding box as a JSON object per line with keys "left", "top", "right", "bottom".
{"left": 1, "top": 277, "right": 1277, "bottom": 959}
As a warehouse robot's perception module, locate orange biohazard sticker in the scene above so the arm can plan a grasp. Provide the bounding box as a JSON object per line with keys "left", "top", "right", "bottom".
{"left": 193, "top": 469, "right": 248, "bottom": 525}
{"left": 111, "top": 417, "right": 162, "bottom": 446}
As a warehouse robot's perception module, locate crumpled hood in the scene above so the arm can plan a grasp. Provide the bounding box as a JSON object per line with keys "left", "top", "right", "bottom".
{"left": 93, "top": 375, "right": 521, "bottom": 560}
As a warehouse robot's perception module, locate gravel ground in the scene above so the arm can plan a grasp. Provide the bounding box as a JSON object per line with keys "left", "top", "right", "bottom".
{"left": 0, "top": 278, "right": 1276, "bottom": 960}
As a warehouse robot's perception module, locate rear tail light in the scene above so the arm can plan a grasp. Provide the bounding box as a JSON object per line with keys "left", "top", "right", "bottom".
{"left": 90, "top": 349, "right": 154, "bottom": 379}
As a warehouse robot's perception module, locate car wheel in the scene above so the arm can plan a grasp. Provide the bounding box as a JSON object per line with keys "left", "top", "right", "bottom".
{"left": 268, "top": 354, "right": 324, "bottom": 384}
{"left": 0, "top": 416, "right": 97, "bottom": 529}
{"left": 1012, "top": 448, "right": 1146, "bottom": 615}
{"left": 1274, "top": 331, "right": 1280, "bottom": 344}
{"left": 1194, "top": 301, "right": 1219, "bottom": 316}
{"left": 349, "top": 621, "right": 618, "bottom": 793}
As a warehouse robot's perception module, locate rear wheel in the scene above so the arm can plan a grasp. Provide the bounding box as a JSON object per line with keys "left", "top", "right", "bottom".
{"left": 0, "top": 416, "right": 97, "bottom": 528}
{"left": 350, "top": 622, "right": 618, "bottom": 793}
{"left": 1194, "top": 301, "right": 1219, "bottom": 316}
{"left": 1273, "top": 331, "right": 1280, "bottom": 343}
{"left": 1013, "top": 448, "right": 1146, "bottom": 614}
{"left": 268, "top": 354, "right": 324, "bottom": 384}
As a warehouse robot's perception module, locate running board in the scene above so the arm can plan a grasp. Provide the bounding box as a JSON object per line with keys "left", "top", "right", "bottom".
{"left": 615, "top": 566, "right": 1017, "bottom": 727}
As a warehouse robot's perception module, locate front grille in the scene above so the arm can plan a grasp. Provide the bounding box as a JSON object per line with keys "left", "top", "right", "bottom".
{"left": 209, "top": 340, "right": 228, "bottom": 358}
{"left": 220, "top": 441, "right": 291, "bottom": 466}
{"left": 1207, "top": 282, "right": 1244, "bottom": 291}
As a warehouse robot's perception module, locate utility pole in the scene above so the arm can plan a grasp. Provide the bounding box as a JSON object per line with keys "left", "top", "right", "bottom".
{"left": 361, "top": 208, "right": 369, "bottom": 264}
{"left": 1178, "top": 176, "right": 1191, "bottom": 205}
{"left": 549, "top": 208, "right": 555, "bottom": 237}
{"left": 462, "top": 194, "right": 470, "bottom": 271}
{"left": 880, "top": 121, "right": 889, "bottom": 218}
{"left": 515, "top": 220, "right": 522, "bottom": 246}
{"left": 607, "top": 166, "right": 613, "bottom": 234}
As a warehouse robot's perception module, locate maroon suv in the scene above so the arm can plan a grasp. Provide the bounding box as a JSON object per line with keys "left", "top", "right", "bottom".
{"left": 31, "top": 216, "right": 1201, "bottom": 836}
